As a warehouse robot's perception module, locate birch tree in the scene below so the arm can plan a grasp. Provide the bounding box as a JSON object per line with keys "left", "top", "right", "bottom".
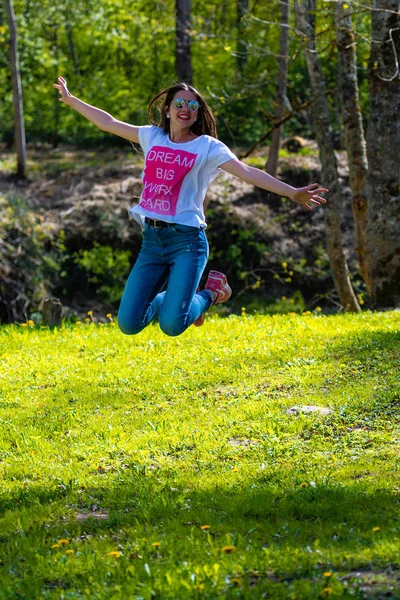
{"left": 366, "top": 0, "right": 400, "bottom": 306}
{"left": 295, "top": 0, "right": 360, "bottom": 312}
{"left": 335, "top": 1, "right": 370, "bottom": 290}
{"left": 4, "top": 0, "right": 26, "bottom": 178}
{"left": 237, "top": 0, "right": 249, "bottom": 72}
{"left": 265, "top": 0, "right": 290, "bottom": 176}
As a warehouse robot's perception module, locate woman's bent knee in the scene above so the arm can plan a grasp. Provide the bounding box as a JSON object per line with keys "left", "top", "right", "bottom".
{"left": 159, "top": 317, "right": 187, "bottom": 337}
{"left": 117, "top": 316, "right": 144, "bottom": 336}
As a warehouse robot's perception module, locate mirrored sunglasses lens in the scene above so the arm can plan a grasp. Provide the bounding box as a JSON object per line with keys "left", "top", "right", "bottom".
{"left": 188, "top": 100, "right": 200, "bottom": 112}
{"left": 174, "top": 98, "right": 185, "bottom": 109}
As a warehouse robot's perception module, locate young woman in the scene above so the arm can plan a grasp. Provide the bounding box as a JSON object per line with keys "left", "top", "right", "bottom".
{"left": 53, "top": 77, "right": 327, "bottom": 336}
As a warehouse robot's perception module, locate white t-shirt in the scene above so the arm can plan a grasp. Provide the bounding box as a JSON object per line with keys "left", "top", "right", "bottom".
{"left": 128, "top": 125, "right": 237, "bottom": 228}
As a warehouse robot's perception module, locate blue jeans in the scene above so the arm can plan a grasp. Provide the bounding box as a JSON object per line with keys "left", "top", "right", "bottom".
{"left": 118, "top": 223, "right": 213, "bottom": 336}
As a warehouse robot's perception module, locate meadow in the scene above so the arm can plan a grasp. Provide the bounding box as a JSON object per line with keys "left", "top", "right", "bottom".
{"left": 0, "top": 311, "right": 399, "bottom": 599}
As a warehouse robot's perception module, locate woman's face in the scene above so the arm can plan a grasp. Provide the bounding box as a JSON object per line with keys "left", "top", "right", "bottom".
{"left": 166, "top": 90, "right": 200, "bottom": 128}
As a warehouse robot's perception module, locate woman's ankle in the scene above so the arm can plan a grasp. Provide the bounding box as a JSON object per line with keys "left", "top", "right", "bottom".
{"left": 206, "top": 289, "right": 217, "bottom": 304}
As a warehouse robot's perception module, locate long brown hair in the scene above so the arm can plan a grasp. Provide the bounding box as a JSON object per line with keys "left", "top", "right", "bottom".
{"left": 147, "top": 83, "right": 217, "bottom": 138}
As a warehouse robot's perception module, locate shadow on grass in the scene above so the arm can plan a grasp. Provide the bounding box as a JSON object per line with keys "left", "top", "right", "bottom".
{"left": 2, "top": 465, "right": 399, "bottom": 598}
{"left": 319, "top": 328, "right": 400, "bottom": 417}
{"left": 324, "top": 328, "right": 400, "bottom": 357}
{"left": 1, "top": 465, "right": 398, "bottom": 553}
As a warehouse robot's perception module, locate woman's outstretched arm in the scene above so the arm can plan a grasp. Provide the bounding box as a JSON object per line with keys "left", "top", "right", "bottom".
{"left": 220, "top": 159, "right": 328, "bottom": 211}
{"left": 53, "top": 77, "right": 140, "bottom": 143}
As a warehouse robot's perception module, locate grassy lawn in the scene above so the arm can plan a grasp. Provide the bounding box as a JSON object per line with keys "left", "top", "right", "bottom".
{"left": 0, "top": 311, "right": 399, "bottom": 599}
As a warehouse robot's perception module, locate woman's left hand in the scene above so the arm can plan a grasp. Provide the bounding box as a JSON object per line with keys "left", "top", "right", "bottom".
{"left": 291, "top": 183, "right": 328, "bottom": 210}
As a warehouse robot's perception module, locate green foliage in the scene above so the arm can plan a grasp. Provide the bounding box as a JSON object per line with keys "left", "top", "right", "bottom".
{"left": 73, "top": 242, "right": 132, "bottom": 303}
{"left": 0, "top": 194, "right": 65, "bottom": 322}
{"left": 248, "top": 289, "right": 307, "bottom": 314}
{"left": 0, "top": 311, "right": 399, "bottom": 597}
{"left": 0, "top": 0, "right": 372, "bottom": 147}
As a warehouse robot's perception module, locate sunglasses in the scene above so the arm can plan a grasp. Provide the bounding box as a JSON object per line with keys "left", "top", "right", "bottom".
{"left": 173, "top": 97, "right": 200, "bottom": 112}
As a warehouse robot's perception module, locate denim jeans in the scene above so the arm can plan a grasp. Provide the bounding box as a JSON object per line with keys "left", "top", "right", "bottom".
{"left": 118, "top": 223, "right": 213, "bottom": 336}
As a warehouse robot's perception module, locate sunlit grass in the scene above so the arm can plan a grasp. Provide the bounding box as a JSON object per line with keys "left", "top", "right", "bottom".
{"left": 0, "top": 311, "right": 399, "bottom": 598}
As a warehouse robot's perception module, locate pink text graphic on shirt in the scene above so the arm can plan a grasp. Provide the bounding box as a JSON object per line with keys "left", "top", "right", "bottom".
{"left": 139, "top": 146, "right": 198, "bottom": 216}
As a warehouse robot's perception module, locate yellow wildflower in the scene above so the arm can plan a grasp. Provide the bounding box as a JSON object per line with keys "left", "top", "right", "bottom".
{"left": 58, "top": 539, "right": 70, "bottom": 546}
{"left": 19, "top": 323, "right": 28, "bottom": 327}
{"left": 231, "top": 577, "right": 242, "bottom": 586}
{"left": 65, "top": 549, "right": 74, "bottom": 555}
{"left": 373, "top": 526, "right": 380, "bottom": 532}
{"left": 76, "top": 321, "right": 82, "bottom": 325}
{"left": 151, "top": 542, "right": 161, "bottom": 548}
{"left": 106, "top": 313, "right": 112, "bottom": 319}
{"left": 200, "top": 525, "right": 210, "bottom": 530}
{"left": 300, "top": 482, "right": 308, "bottom": 487}
{"left": 107, "top": 551, "right": 121, "bottom": 558}
{"left": 51, "top": 543, "right": 61, "bottom": 549}
{"left": 87, "top": 311, "right": 93, "bottom": 316}
{"left": 221, "top": 545, "right": 236, "bottom": 553}
{"left": 321, "top": 588, "right": 333, "bottom": 595}
{"left": 232, "top": 467, "right": 240, "bottom": 472}
{"left": 28, "top": 320, "right": 35, "bottom": 326}
{"left": 323, "top": 572, "right": 332, "bottom": 577}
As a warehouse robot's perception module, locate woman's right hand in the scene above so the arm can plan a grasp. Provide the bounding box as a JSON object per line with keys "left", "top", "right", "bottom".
{"left": 53, "top": 76, "right": 73, "bottom": 106}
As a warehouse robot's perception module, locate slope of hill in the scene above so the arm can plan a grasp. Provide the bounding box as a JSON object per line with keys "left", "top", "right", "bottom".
{"left": 0, "top": 144, "right": 359, "bottom": 322}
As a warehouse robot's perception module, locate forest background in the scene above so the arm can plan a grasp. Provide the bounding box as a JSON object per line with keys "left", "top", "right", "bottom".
{"left": 0, "top": 0, "right": 399, "bottom": 323}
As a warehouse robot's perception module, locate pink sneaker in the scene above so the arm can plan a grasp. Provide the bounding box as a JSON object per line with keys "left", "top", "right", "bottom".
{"left": 205, "top": 271, "right": 232, "bottom": 306}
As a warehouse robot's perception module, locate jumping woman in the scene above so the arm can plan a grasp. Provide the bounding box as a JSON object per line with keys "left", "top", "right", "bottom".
{"left": 53, "top": 77, "right": 328, "bottom": 336}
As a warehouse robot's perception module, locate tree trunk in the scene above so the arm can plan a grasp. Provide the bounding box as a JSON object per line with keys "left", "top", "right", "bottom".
{"left": 4, "top": 0, "right": 27, "bottom": 179}
{"left": 265, "top": 0, "right": 290, "bottom": 176}
{"left": 52, "top": 24, "right": 60, "bottom": 148}
{"left": 237, "top": 0, "right": 249, "bottom": 73}
{"left": 295, "top": 0, "right": 360, "bottom": 312}
{"left": 175, "top": 0, "right": 192, "bottom": 83}
{"left": 42, "top": 298, "right": 62, "bottom": 327}
{"left": 366, "top": 0, "right": 400, "bottom": 307}
{"left": 335, "top": 1, "right": 370, "bottom": 291}
{"left": 66, "top": 22, "right": 80, "bottom": 76}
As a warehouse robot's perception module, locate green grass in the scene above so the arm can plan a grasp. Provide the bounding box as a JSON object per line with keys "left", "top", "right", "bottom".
{"left": 0, "top": 311, "right": 399, "bottom": 599}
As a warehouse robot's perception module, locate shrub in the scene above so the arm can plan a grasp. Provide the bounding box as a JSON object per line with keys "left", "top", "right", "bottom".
{"left": 73, "top": 243, "right": 132, "bottom": 304}
{"left": 0, "top": 194, "right": 65, "bottom": 323}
